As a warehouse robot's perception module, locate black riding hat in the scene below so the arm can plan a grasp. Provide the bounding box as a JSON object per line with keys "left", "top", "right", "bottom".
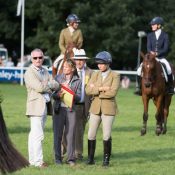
{"left": 150, "top": 17, "right": 164, "bottom": 26}
{"left": 66, "top": 14, "right": 81, "bottom": 23}
{"left": 94, "top": 51, "right": 112, "bottom": 64}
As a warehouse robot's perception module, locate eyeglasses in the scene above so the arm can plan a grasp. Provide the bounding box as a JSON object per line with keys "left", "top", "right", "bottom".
{"left": 33, "top": 56, "right": 43, "bottom": 60}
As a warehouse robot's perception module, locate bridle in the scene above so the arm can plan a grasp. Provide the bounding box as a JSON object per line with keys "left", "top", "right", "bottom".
{"left": 142, "top": 59, "right": 156, "bottom": 80}
{"left": 66, "top": 44, "right": 78, "bottom": 58}
{"left": 142, "top": 58, "right": 162, "bottom": 86}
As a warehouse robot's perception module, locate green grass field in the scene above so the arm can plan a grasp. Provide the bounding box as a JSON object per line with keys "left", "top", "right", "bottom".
{"left": 1, "top": 83, "right": 175, "bottom": 175}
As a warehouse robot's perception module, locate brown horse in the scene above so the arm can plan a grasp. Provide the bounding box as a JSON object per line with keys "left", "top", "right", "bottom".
{"left": 140, "top": 52, "right": 175, "bottom": 136}
{"left": 52, "top": 40, "right": 82, "bottom": 77}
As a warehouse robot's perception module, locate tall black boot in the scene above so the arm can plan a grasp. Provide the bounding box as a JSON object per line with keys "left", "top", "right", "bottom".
{"left": 168, "top": 74, "right": 174, "bottom": 95}
{"left": 102, "top": 137, "right": 112, "bottom": 167}
{"left": 133, "top": 75, "right": 142, "bottom": 96}
{"left": 85, "top": 140, "right": 96, "bottom": 165}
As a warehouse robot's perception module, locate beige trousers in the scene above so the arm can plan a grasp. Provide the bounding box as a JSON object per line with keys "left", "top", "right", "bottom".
{"left": 88, "top": 113, "right": 115, "bottom": 141}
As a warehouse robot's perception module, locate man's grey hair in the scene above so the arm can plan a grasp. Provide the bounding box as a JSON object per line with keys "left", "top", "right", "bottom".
{"left": 31, "top": 48, "right": 44, "bottom": 57}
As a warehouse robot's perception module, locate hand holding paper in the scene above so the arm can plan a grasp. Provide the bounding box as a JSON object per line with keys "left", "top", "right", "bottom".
{"left": 60, "top": 85, "right": 75, "bottom": 108}
{"left": 56, "top": 90, "right": 65, "bottom": 98}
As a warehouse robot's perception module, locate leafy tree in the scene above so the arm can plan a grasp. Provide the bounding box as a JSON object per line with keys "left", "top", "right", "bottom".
{"left": 0, "top": 0, "right": 175, "bottom": 68}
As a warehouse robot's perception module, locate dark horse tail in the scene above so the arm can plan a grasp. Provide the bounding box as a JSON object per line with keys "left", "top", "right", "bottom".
{"left": 0, "top": 105, "right": 29, "bottom": 174}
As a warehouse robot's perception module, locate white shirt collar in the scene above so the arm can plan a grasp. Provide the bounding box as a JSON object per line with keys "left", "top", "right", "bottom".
{"left": 155, "top": 29, "right": 161, "bottom": 40}
{"left": 69, "top": 27, "right": 74, "bottom": 35}
{"left": 102, "top": 68, "right": 110, "bottom": 76}
{"left": 77, "top": 67, "right": 85, "bottom": 72}
{"left": 32, "top": 64, "right": 44, "bottom": 72}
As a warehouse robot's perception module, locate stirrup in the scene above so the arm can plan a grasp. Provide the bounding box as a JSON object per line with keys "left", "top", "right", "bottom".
{"left": 169, "top": 88, "right": 174, "bottom": 96}
{"left": 133, "top": 87, "right": 142, "bottom": 96}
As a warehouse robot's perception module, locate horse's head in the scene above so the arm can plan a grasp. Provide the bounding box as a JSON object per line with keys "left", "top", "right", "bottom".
{"left": 65, "top": 40, "right": 82, "bottom": 59}
{"left": 141, "top": 51, "right": 157, "bottom": 88}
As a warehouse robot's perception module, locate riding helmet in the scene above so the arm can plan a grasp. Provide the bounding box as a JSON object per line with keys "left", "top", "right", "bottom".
{"left": 150, "top": 17, "right": 164, "bottom": 26}
{"left": 66, "top": 14, "right": 81, "bottom": 23}
{"left": 94, "top": 51, "right": 112, "bottom": 64}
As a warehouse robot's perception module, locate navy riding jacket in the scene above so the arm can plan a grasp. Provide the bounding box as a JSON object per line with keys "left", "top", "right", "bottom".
{"left": 147, "top": 31, "right": 169, "bottom": 59}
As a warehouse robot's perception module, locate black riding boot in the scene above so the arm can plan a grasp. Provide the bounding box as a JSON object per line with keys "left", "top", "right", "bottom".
{"left": 168, "top": 74, "right": 174, "bottom": 95}
{"left": 86, "top": 140, "right": 96, "bottom": 165}
{"left": 133, "top": 75, "right": 142, "bottom": 96}
{"left": 102, "top": 137, "right": 112, "bottom": 167}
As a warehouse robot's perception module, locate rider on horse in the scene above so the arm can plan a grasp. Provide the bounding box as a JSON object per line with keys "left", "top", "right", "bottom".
{"left": 53, "top": 14, "right": 83, "bottom": 69}
{"left": 134, "top": 17, "right": 174, "bottom": 96}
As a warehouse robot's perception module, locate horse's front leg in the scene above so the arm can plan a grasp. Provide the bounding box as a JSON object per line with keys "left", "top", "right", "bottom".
{"left": 155, "top": 95, "right": 163, "bottom": 136}
{"left": 162, "top": 95, "right": 172, "bottom": 134}
{"left": 141, "top": 95, "right": 149, "bottom": 136}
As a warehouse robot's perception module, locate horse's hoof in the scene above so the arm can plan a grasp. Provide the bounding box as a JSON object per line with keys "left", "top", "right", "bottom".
{"left": 156, "top": 130, "right": 161, "bottom": 136}
{"left": 141, "top": 130, "right": 146, "bottom": 135}
{"left": 162, "top": 130, "right": 167, "bottom": 134}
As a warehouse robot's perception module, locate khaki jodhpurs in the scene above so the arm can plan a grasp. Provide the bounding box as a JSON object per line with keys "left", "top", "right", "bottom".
{"left": 88, "top": 113, "right": 115, "bottom": 141}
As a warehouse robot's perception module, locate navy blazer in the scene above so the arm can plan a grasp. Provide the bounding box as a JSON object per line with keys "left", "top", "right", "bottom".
{"left": 147, "top": 31, "right": 169, "bottom": 59}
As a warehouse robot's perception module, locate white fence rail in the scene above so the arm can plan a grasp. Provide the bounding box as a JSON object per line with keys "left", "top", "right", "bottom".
{"left": 0, "top": 67, "right": 137, "bottom": 82}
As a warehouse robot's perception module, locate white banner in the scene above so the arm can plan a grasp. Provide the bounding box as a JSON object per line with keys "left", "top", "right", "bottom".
{"left": 16, "top": 0, "right": 22, "bottom": 16}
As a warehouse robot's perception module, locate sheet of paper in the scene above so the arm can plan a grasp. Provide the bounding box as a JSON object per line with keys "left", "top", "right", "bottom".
{"left": 60, "top": 85, "right": 75, "bottom": 108}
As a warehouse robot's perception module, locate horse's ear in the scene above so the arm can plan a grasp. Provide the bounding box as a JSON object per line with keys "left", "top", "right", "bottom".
{"left": 140, "top": 51, "right": 145, "bottom": 59}
{"left": 65, "top": 40, "right": 69, "bottom": 45}
{"left": 77, "top": 40, "right": 82, "bottom": 47}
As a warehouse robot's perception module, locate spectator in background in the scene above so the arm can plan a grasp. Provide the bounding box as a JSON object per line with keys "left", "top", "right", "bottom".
{"left": 17, "top": 58, "right": 22, "bottom": 67}
{"left": 6, "top": 57, "right": 15, "bottom": 67}
{"left": 121, "top": 76, "right": 130, "bottom": 89}
{"left": 0, "top": 56, "right": 3, "bottom": 66}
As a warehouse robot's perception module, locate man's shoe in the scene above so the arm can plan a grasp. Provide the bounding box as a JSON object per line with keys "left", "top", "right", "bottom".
{"left": 55, "top": 160, "right": 62, "bottom": 165}
{"left": 38, "top": 163, "right": 48, "bottom": 167}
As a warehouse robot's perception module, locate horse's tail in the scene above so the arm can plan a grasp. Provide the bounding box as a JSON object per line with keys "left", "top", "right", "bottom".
{"left": 0, "top": 106, "right": 29, "bottom": 174}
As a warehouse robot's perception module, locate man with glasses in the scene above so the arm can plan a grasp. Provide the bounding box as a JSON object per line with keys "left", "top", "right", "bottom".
{"left": 25, "top": 48, "right": 59, "bottom": 167}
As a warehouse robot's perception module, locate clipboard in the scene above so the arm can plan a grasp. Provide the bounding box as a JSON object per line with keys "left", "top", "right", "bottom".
{"left": 60, "top": 85, "right": 75, "bottom": 108}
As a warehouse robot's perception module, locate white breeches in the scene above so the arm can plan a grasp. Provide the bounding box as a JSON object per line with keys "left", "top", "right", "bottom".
{"left": 53, "top": 54, "right": 64, "bottom": 68}
{"left": 137, "top": 58, "right": 172, "bottom": 76}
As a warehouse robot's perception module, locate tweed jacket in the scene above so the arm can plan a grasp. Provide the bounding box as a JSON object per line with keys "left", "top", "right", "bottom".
{"left": 85, "top": 69, "right": 120, "bottom": 115}
{"left": 147, "top": 31, "right": 169, "bottom": 59}
{"left": 59, "top": 27, "right": 83, "bottom": 55}
{"left": 25, "top": 65, "right": 59, "bottom": 117}
{"left": 83, "top": 67, "right": 94, "bottom": 117}
{"left": 52, "top": 73, "right": 82, "bottom": 113}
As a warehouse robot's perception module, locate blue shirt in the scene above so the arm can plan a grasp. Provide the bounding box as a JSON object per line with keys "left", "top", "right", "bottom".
{"left": 32, "top": 64, "right": 50, "bottom": 102}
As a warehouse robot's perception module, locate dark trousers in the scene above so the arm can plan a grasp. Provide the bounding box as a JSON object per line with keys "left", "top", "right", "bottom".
{"left": 53, "top": 107, "right": 76, "bottom": 163}
{"left": 75, "top": 104, "right": 87, "bottom": 159}
{"left": 61, "top": 104, "right": 87, "bottom": 160}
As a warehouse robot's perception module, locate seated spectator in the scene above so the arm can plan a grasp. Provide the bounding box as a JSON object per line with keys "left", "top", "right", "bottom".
{"left": 17, "top": 58, "right": 22, "bottom": 67}
{"left": 6, "top": 57, "right": 15, "bottom": 67}
{"left": 0, "top": 56, "right": 3, "bottom": 66}
{"left": 121, "top": 76, "right": 130, "bottom": 89}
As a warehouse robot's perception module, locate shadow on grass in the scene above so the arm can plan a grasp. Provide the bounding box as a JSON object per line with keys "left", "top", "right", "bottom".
{"left": 7, "top": 125, "right": 53, "bottom": 134}
{"left": 112, "top": 148, "right": 175, "bottom": 162}
{"left": 112, "top": 126, "right": 157, "bottom": 132}
{"left": 7, "top": 125, "right": 163, "bottom": 134}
